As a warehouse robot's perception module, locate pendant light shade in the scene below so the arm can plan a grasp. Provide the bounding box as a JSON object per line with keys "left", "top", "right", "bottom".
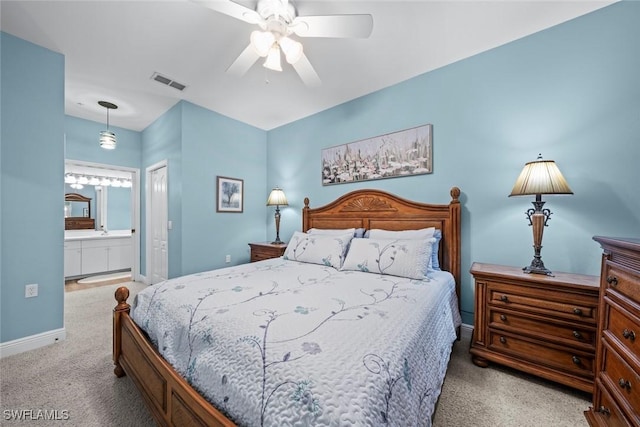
{"left": 98, "top": 101, "right": 118, "bottom": 150}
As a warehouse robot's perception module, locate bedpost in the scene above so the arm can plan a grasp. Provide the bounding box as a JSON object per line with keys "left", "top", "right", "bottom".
{"left": 113, "top": 286, "right": 130, "bottom": 378}
{"left": 302, "top": 197, "right": 310, "bottom": 231}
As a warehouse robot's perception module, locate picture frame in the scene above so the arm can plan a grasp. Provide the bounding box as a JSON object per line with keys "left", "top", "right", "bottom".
{"left": 216, "top": 176, "right": 244, "bottom": 213}
{"left": 321, "top": 124, "right": 433, "bottom": 185}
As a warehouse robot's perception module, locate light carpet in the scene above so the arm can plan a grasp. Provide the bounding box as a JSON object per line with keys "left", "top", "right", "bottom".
{"left": 0, "top": 282, "right": 590, "bottom": 426}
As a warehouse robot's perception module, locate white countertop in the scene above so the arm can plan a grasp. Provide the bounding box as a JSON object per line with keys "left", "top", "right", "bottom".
{"left": 64, "top": 229, "right": 132, "bottom": 241}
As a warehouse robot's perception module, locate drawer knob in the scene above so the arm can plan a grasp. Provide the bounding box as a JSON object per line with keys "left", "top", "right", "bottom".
{"left": 572, "top": 356, "right": 581, "bottom": 366}
{"left": 622, "top": 329, "right": 636, "bottom": 341}
{"left": 598, "top": 406, "right": 611, "bottom": 417}
{"left": 500, "top": 314, "right": 507, "bottom": 321}
{"left": 500, "top": 295, "right": 509, "bottom": 303}
{"left": 607, "top": 275, "right": 618, "bottom": 286}
{"left": 499, "top": 336, "right": 507, "bottom": 344}
{"left": 618, "top": 378, "right": 632, "bottom": 391}
{"left": 573, "top": 308, "right": 583, "bottom": 316}
{"left": 572, "top": 330, "right": 583, "bottom": 340}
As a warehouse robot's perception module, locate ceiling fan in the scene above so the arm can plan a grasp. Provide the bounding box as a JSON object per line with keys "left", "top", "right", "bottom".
{"left": 194, "top": 0, "right": 373, "bottom": 87}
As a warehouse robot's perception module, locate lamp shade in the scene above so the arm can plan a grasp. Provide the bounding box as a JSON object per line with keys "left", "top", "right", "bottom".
{"left": 250, "top": 30, "right": 275, "bottom": 57}
{"left": 509, "top": 155, "right": 573, "bottom": 196}
{"left": 267, "top": 188, "right": 288, "bottom": 206}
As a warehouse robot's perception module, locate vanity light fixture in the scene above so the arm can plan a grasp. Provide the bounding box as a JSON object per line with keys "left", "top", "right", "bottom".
{"left": 98, "top": 101, "right": 118, "bottom": 150}
{"left": 89, "top": 176, "right": 101, "bottom": 186}
{"left": 100, "top": 177, "right": 111, "bottom": 186}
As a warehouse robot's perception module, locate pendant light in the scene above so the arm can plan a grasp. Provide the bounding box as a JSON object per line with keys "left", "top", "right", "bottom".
{"left": 98, "top": 101, "right": 118, "bottom": 150}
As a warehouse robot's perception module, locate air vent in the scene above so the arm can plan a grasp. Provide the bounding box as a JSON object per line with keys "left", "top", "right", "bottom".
{"left": 151, "top": 72, "right": 187, "bottom": 92}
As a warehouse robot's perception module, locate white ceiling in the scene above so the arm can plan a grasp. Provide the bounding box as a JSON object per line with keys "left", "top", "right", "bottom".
{"left": 1, "top": 0, "right": 615, "bottom": 131}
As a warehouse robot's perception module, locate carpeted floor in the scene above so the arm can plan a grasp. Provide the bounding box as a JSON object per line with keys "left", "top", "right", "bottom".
{"left": 0, "top": 282, "right": 591, "bottom": 426}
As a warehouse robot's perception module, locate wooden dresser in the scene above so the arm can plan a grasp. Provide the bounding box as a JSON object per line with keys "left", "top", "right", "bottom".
{"left": 248, "top": 242, "right": 287, "bottom": 262}
{"left": 470, "top": 262, "right": 600, "bottom": 392}
{"left": 585, "top": 236, "right": 640, "bottom": 426}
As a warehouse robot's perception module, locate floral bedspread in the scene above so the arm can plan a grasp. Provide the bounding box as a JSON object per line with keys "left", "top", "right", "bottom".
{"left": 131, "top": 258, "right": 461, "bottom": 426}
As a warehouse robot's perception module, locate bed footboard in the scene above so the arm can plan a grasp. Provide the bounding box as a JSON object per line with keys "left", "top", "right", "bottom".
{"left": 113, "top": 286, "right": 236, "bottom": 427}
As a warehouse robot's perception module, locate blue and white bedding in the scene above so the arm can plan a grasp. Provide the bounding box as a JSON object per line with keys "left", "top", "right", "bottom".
{"left": 131, "top": 258, "right": 461, "bottom": 426}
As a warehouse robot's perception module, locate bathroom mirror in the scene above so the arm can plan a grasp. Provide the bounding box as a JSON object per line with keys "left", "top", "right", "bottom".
{"left": 64, "top": 193, "right": 95, "bottom": 230}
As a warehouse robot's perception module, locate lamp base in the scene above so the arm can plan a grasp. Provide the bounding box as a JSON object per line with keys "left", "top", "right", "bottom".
{"left": 271, "top": 239, "right": 285, "bottom": 245}
{"left": 522, "top": 261, "right": 553, "bottom": 276}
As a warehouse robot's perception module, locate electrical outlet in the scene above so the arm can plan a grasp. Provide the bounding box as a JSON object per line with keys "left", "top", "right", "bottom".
{"left": 225, "top": 255, "right": 231, "bottom": 263}
{"left": 25, "top": 284, "right": 38, "bottom": 298}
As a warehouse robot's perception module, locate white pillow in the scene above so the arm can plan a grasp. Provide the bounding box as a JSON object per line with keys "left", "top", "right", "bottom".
{"left": 368, "top": 227, "right": 436, "bottom": 270}
{"left": 341, "top": 237, "right": 435, "bottom": 280}
{"left": 367, "top": 227, "right": 435, "bottom": 240}
{"left": 284, "top": 231, "right": 353, "bottom": 269}
{"left": 307, "top": 228, "right": 356, "bottom": 235}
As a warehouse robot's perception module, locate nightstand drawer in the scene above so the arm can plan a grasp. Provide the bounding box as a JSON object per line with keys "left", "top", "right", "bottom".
{"left": 488, "top": 331, "right": 594, "bottom": 378}
{"left": 488, "top": 284, "right": 597, "bottom": 324}
{"left": 489, "top": 309, "right": 596, "bottom": 349}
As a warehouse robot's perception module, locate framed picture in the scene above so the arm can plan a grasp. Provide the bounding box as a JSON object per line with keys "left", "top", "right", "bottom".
{"left": 321, "top": 124, "right": 433, "bottom": 185}
{"left": 216, "top": 176, "right": 243, "bottom": 213}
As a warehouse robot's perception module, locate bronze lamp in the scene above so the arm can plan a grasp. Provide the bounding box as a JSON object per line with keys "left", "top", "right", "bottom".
{"left": 266, "top": 187, "right": 288, "bottom": 244}
{"left": 509, "top": 154, "right": 573, "bottom": 275}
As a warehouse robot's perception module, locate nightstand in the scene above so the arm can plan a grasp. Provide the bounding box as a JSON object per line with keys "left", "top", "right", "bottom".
{"left": 248, "top": 242, "right": 287, "bottom": 262}
{"left": 469, "top": 262, "right": 600, "bottom": 393}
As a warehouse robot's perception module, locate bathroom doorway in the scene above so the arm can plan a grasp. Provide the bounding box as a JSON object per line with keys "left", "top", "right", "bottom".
{"left": 63, "top": 160, "right": 141, "bottom": 290}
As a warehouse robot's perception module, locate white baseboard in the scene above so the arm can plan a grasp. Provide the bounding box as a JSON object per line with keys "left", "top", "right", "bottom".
{"left": 0, "top": 328, "right": 66, "bottom": 358}
{"left": 460, "top": 323, "right": 473, "bottom": 340}
{"left": 137, "top": 274, "right": 149, "bottom": 285}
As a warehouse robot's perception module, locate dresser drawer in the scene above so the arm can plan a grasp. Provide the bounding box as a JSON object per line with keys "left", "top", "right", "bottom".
{"left": 488, "top": 283, "right": 597, "bottom": 324}
{"left": 488, "top": 330, "right": 594, "bottom": 378}
{"left": 489, "top": 309, "right": 596, "bottom": 350}
{"left": 588, "top": 381, "right": 633, "bottom": 427}
{"left": 604, "top": 300, "right": 640, "bottom": 366}
{"left": 601, "top": 343, "right": 640, "bottom": 419}
{"left": 604, "top": 261, "right": 640, "bottom": 308}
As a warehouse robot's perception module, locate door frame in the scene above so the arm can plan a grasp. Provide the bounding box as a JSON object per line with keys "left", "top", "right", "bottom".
{"left": 64, "top": 159, "right": 141, "bottom": 282}
{"left": 145, "top": 160, "right": 169, "bottom": 284}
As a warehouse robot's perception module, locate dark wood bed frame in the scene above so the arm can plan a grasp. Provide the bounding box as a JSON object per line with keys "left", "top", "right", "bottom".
{"left": 113, "top": 187, "right": 461, "bottom": 426}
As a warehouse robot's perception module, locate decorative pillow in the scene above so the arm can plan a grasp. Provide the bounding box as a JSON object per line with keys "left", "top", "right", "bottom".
{"left": 430, "top": 229, "right": 442, "bottom": 271}
{"left": 307, "top": 227, "right": 365, "bottom": 238}
{"left": 341, "top": 237, "right": 435, "bottom": 280}
{"left": 367, "top": 227, "right": 435, "bottom": 240}
{"left": 284, "top": 231, "right": 353, "bottom": 269}
{"left": 368, "top": 227, "right": 438, "bottom": 270}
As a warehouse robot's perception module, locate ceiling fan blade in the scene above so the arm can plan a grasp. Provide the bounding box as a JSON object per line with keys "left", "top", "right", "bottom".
{"left": 226, "top": 44, "right": 260, "bottom": 76}
{"left": 191, "top": 0, "right": 263, "bottom": 25}
{"left": 291, "top": 14, "right": 373, "bottom": 38}
{"left": 292, "top": 53, "right": 321, "bottom": 87}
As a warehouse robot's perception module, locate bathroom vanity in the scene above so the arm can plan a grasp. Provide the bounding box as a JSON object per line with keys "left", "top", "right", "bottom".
{"left": 64, "top": 230, "right": 132, "bottom": 278}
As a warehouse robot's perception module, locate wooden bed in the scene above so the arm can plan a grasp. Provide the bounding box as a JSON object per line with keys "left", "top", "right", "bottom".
{"left": 113, "top": 187, "right": 461, "bottom": 426}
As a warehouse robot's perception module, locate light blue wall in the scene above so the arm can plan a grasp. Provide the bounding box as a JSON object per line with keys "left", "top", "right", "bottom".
{"left": 65, "top": 115, "right": 141, "bottom": 169}
{"left": 64, "top": 115, "right": 141, "bottom": 231}
{"left": 266, "top": 2, "right": 640, "bottom": 325}
{"left": 107, "top": 187, "right": 131, "bottom": 230}
{"left": 1, "top": 33, "right": 66, "bottom": 342}
{"left": 141, "top": 101, "right": 267, "bottom": 278}
{"left": 181, "top": 102, "right": 267, "bottom": 274}
{"left": 141, "top": 103, "right": 183, "bottom": 278}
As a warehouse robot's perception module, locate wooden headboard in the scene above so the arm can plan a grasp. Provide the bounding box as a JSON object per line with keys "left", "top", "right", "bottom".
{"left": 302, "top": 187, "right": 462, "bottom": 301}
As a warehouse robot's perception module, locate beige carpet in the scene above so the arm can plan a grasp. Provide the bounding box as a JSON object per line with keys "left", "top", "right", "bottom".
{"left": 0, "top": 282, "right": 591, "bottom": 426}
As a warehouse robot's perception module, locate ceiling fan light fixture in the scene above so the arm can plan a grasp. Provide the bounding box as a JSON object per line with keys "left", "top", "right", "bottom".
{"left": 263, "top": 45, "right": 282, "bottom": 71}
{"left": 279, "top": 36, "right": 303, "bottom": 64}
{"left": 250, "top": 30, "right": 275, "bottom": 57}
